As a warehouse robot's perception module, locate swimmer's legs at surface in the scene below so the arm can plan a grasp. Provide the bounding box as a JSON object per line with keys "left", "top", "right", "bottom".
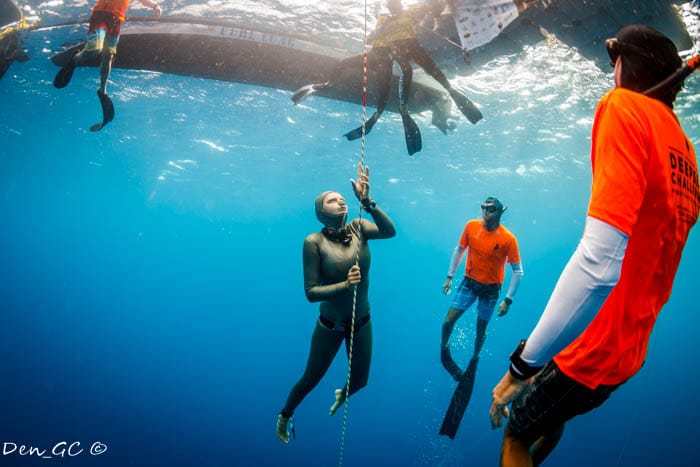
{"left": 88, "top": 38, "right": 118, "bottom": 131}
{"left": 293, "top": 48, "right": 395, "bottom": 105}
{"left": 292, "top": 52, "right": 366, "bottom": 104}
{"left": 72, "top": 47, "right": 99, "bottom": 66}
{"left": 395, "top": 56, "right": 422, "bottom": 154}
{"left": 403, "top": 39, "right": 483, "bottom": 123}
{"left": 98, "top": 49, "right": 115, "bottom": 95}
{"left": 53, "top": 33, "right": 101, "bottom": 89}
{"left": 54, "top": 28, "right": 117, "bottom": 91}
{"left": 97, "top": 32, "right": 119, "bottom": 95}
{"left": 403, "top": 41, "right": 453, "bottom": 91}
{"left": 396, "top": 57, "right": 413, "bottom": 113}
{"left": 75, "top": 26, "right": 116, "bottom": 67}
{"left": 72, "top": 28, "right": 104, "bottom": 66}
{"left": 344, "top": 53, "right": 393, "bottom": 140}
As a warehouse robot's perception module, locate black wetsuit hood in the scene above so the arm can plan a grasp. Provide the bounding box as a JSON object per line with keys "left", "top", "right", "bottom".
{"left": 315, "top": 191, "right": 351, "bottom": 244}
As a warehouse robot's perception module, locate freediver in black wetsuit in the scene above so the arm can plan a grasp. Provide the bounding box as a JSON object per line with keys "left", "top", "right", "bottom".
{"left": 275, "top": 163, "right": 396, "bottom": 444}
{"left": 292, "top": 0, "right": 482, "bottom": 156}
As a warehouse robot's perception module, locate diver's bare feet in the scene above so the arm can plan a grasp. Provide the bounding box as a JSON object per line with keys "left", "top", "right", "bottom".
{"left": 329, "top": 388, "right": 346, "bottom": 416}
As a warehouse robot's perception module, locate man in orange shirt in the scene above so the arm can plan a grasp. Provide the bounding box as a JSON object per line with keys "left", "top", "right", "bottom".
{"left": 489, "top": 25, "right": 699, "bottom": 467}
{"left": 53, "top": 0, "right": 161, "bottom": 131}
{"left": 441, "top": 197, "right": 523, "bottom": 380}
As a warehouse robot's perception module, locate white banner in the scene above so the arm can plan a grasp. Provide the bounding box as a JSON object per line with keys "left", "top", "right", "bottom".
{"left": 452, "top": 0, "right": 520, "bottom": 51}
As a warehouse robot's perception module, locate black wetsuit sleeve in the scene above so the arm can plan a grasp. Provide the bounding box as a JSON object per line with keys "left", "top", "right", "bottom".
{"left": 303, "top": 237, "right": 349, "bottom": 302}
{"left": 358, "top": 204, "right": 396, "bottom": 240}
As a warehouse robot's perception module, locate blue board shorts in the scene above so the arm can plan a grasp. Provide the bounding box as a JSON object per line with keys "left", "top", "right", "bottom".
{"left": 85, "top": 11, "right": 122, "bottom": 54}
{"left": 451, "top": 276, "right": 500, "bottom": 322}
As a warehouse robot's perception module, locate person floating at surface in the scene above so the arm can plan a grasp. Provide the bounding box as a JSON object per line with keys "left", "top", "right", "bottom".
{"left": 275, "top": 162, "right": 396, "bottom": 444}
{"left": 0, "top": 23, "right": 29, "bottom": 80}
{"left": 488, "top": 25, "right": 699, "bottom": 467}
{"left": 441, "top": 197, "right": 523, "bottom": 380}
{"left": 291, "top": 0, "right": 482, "bottom": 156}
{"left": 52, "top": 0, "right": 161, "bottom": 132}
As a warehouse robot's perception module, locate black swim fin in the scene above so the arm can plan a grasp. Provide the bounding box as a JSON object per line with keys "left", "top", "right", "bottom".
{"left": 401, "top": 112, "right": 422, "bottom": 156}
{"left": 53, "top": 62, "right": 76, "bottom": 89}
{"left": 439, "top": 357, "right": 479, "bottom": 439}
{"left": 344, "top": 111, "right": 380, "bottom": 141}
{"left": 440, "top": 346, "right": 463, "bottom": 382}
{"left": 449, "top": 89, "right": 483, "bottom": 124}
{"left": 90, "top": 90, "right": 115, "bottom": 132}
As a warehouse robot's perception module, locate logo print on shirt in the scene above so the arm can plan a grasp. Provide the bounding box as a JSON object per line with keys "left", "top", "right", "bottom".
{"left": 669, "top": 148, "right": 700, "bottom": 226}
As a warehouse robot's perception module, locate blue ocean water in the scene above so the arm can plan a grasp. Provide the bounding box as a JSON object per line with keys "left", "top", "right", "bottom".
{"left": 1, "top": 2, "right": 699, "bottom": 467}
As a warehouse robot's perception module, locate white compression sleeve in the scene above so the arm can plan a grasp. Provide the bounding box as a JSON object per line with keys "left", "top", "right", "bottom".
{"left": 447, "top": 246, "right": 466, "bottom": 278}
{"left": 505, "top": 262, "right": 524, "bottom": 300}
{"left": 520, "top": 217, "right": 628, "bottom": 367}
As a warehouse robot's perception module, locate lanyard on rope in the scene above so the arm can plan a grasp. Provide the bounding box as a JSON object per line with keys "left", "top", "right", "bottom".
{"left": 338, "top": 1, "right": 369, "bottom": 466}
